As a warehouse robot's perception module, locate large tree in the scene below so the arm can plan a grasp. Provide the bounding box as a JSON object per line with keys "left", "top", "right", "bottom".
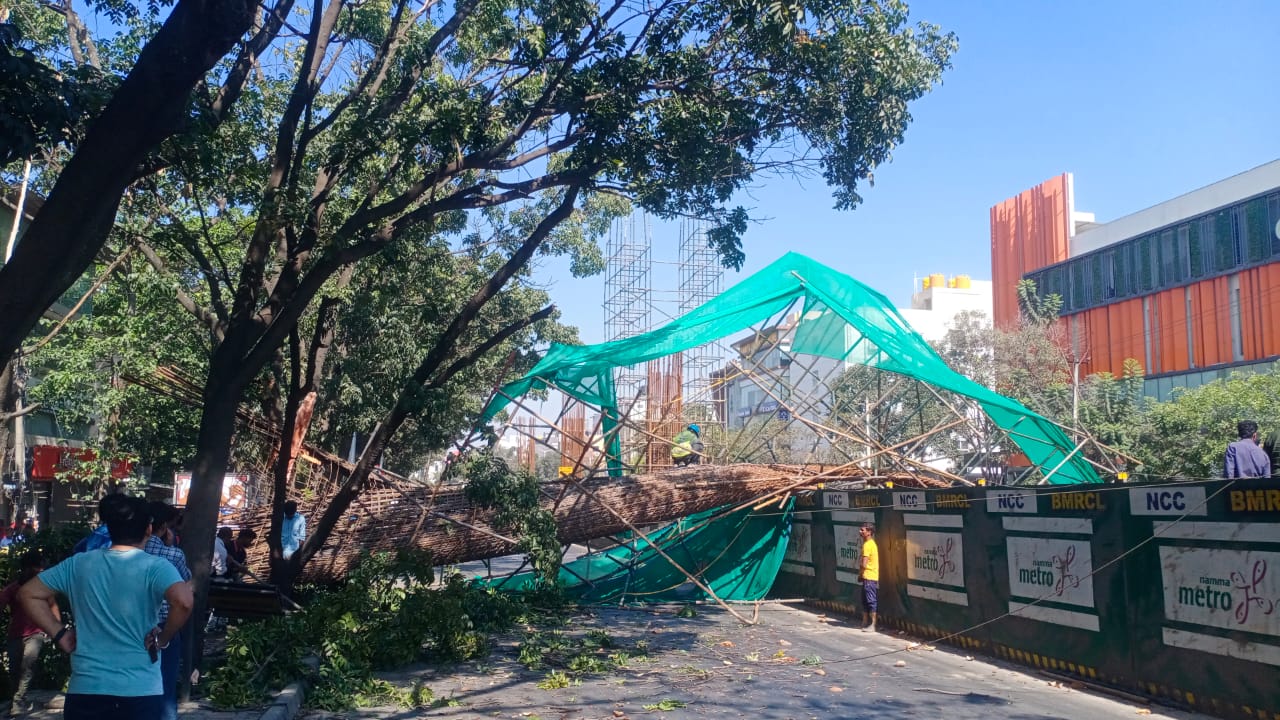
{"left": 6, "top": 0, "right": 957, "bottom": 680}
{"left": 0, "top": 0, "right": 258, "bottom": 366}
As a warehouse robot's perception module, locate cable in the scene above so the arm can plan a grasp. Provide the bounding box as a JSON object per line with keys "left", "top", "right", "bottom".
{"left": 740, "top": 473, "right": 1234, "bottom": 518}
{"left": 812, "top": 480, "right": 1238, "bottom": 666}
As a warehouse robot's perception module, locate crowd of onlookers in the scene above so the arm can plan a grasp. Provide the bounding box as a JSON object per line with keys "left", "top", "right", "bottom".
{"left": 0, "top": 495, "right": 307, "bottom": 719}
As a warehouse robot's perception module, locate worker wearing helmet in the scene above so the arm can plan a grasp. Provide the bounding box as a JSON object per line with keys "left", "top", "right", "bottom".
{"left": 671, "top": 424, "right": 703, "bottom": 466}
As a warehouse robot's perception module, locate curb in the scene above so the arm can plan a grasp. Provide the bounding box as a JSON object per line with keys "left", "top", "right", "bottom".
{"left": 257, "top": 680, "right": 306, "bottom": 720}
{"left": 257, "top": 655, "right": 319, "bottom": 720}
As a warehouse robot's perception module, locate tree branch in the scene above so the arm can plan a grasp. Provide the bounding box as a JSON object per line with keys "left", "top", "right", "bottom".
{"left": 137, "top": 241, "right": 227, "bottom": 342}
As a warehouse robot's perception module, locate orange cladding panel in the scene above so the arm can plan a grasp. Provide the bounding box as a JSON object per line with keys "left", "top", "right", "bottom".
{"left": 1263, "top": 265, "right": 1280, "bottom": 357}
{"left": 1240, "top": 269, "right": 1262, "bottom": 360}
{"left": 990, "top": 175, "right": 1072, "bottom": 329}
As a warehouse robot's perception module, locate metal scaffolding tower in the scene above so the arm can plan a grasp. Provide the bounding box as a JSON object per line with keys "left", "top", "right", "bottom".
{"left": 604, "top": 213, "right": 654, "bottom": 466}
{"left": 677, "top": 218, "right": 724, "bottom": 422}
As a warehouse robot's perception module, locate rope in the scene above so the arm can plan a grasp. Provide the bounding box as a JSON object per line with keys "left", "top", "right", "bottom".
{"left": 812, "top": 480, "right": 1238, "bottom": 666}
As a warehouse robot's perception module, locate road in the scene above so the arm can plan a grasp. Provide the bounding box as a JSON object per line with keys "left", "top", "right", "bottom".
{"left": 301, "top": 603, "right": 1211, "bottom": 720}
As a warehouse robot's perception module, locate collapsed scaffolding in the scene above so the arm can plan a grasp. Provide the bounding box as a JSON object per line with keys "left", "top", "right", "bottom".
{"left": 473, "top": 253, "right": 1126, "bottom": 613}
{"left": 141, "top": 254, "right": 1129, "bottom": 618}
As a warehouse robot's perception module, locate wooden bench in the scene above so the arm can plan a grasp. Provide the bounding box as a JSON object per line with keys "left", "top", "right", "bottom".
{"left": 207, "top": 580, "right": 288, "bottom": 618}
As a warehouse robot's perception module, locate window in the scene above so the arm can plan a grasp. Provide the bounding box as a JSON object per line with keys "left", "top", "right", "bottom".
{"left": 1137, "top": 234, "right": 1156, "bottom": 292}
{"left": 1102, "top": 250, "right": 1117, "bottom": 299}
{"left": 1189, "top": 220, "right": 1205, "bottom": 277}
{"left": 1113, "top": 245, "right": 1130, "bottom": 297}
{"left": 1244, "top": 197, "right": 1268, "bottom": 262}
{"left": 1270, "top": 192, "right": 1280, "bottom": 257}
{"left": 1070, "top": 262, "right": 1086, "bottom": 310}
{"left": 1213, "top": 211, "right": 1234, "bottom": 272}
{"left": 1159, "top": 229, "right": 1176, "bottom": 285}
{"left": 1176, "top": 225, "right": 1191, "bottom": 279}
{"left": 1088, "top": 254, "right": 1103, "bottom": 306}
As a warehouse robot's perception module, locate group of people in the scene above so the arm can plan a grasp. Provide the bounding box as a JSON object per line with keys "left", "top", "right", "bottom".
{"left": 0, "top": 495, "right": 308, "bottom": 719}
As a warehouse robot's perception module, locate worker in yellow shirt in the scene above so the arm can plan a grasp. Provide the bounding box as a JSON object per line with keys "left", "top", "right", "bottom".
{"left": 671, "top": 424, "right": 703, "bottom": 466}
{"left": 859, "top": 523, "right": 879, "bottom": 632}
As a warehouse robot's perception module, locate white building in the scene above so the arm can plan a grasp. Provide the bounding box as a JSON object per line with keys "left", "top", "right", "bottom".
{"left": 898, "top": 275, "right": 993, "bottom": 343}
{"left": 716, "top": 275, "right": 993, "bottom": 430}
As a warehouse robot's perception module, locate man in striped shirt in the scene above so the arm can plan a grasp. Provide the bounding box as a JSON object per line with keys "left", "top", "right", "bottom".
{"left": 145, "top": 502, "right": 192, "bottom": 720}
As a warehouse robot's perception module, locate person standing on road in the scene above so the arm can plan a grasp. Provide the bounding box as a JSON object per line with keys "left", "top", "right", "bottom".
{"left": 19, "top": 495, "right": 193, "bottom": 720}
{"left": 859, "top": 523, "right": 879, "bottom": 633}
{"left": 281, "top": 501, "right": 307, "bottom": 559}
{"left": 1225, "top": 420, "right": 1271, "bottom": 478}
{"left": 0, "top": 551, "right": 59, "bottom": 716}
{"left": 145, "top": 502, "right": 192, "bottom": 720}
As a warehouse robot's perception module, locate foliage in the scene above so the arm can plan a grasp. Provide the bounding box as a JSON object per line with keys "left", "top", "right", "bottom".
{"left": 207, "top": 550, "right": 540, "bottom": 710}
{"left": 1134, "top": 368, "right": 1280, "bottom": 480}
{"left": 643, "top": 699, "right": 688, "bottom": 711}
{"left": 1016, "top": 279, "right": 1063, "bottom": 327}
{"left": 21, "top": 253, "right": 206, "bottom": 490}
{"left": 1077, "top": 358, "right": 1146, "bottom": 454}
{"left": 461, "top": 452, "right": 562, "bottom": 591}
{"left": 516, "top": 625, "right": 649, "bottom": 690}
{"left": 0, "top": 525, "right": 89, "bottom": 694}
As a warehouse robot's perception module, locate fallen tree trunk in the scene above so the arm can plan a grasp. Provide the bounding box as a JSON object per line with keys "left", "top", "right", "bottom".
{"left": 231, "top": 463, "right": 926, "bottom": 584}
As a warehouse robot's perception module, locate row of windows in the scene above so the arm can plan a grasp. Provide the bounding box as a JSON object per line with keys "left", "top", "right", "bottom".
{"left": 1026, "top": 191, "right": 1280, "bottom": 313}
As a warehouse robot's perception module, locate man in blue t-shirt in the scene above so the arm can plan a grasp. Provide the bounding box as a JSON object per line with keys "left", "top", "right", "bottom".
{"left": 20, "top": 495, "right": 193, "bottom": 720}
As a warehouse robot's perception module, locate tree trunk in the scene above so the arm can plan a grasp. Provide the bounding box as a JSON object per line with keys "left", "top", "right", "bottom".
{"left": 0, "top": 360, "right": 17, "bottom": 515}
{"left": 232, "top": 463, "right": 902, "bottom": 584}
{"left": 177, "top": 360, "right": 246, "bottom": 699}
{"left": 0, "top": 0, "right": 257, "bottom": 368}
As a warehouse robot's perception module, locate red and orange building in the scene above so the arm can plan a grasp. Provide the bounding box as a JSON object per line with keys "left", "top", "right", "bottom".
{"left": 991, "top": 161, "right": 1280, "bottom": 399}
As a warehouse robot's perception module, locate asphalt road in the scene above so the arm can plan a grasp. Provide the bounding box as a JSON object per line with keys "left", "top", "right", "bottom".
{"left": 301, "top": 603, "right": 1212, "bottom": 720}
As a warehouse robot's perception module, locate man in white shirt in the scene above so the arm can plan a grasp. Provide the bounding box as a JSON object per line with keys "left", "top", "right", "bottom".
{"left": 211, "top": 527, "right": 230, "bottom": 578}
{"left": 281, "top": 501, "right": 306, "bottom": 559}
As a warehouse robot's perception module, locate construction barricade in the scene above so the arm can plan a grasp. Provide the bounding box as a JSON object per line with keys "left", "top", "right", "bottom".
{"left": 771, "top": 478, "right": 1280, "bottom": 720}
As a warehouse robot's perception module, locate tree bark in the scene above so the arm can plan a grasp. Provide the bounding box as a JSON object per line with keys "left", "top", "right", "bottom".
{"left": 0, "top": 0, "right": 257, "bottom": 369}
{"left": 287, "top": 190, "right": 579, "bottom": 580}
{"left": 177, "top": 355, "right": 250, "bottom": 698}
{"left": 234, "top": 463, "right": 879, "bottom": 584}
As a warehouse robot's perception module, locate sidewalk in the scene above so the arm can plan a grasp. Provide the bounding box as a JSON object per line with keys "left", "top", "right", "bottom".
{"left": 18, "top": 691, "right": 262, "bottom": 719}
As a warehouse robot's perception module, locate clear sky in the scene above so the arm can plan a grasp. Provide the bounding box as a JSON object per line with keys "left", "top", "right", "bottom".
{"left": 535, "top": 0, "right": 1280, "bottom": 346}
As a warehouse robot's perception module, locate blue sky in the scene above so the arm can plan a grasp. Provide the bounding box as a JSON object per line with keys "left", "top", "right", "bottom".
{"left": 537, "top": 0, "right": 1280, "bottom": 345}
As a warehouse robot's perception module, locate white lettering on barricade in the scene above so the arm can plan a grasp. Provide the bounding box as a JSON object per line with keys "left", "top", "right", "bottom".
{"left": 781, "top": 513, "right": 815, "bottom": 577}
{"left": 831, "top": 511, "right": 875, "bottom": 585}
{"left": 986, "top": 489, "right": 1037, "bottom": 514}
{"left": 1129, "top": 486, "right": 1207, "bottom": 516}
{"left": 823, "top": 491, "right": 848, "bottom": 509}
{"left": 894, "top": 491, "right": 926, "bottom": 511}
{"left": 1006, "top": 536, "right": 1099, "bottom": 631}
{"left": 1159, "top": 546, "right": 1280, "bottom": 637}
{"left": 905, "top": 530, "right": 968, "bottom": 606}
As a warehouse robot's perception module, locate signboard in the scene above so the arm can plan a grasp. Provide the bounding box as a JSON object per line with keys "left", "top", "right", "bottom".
{"left": 29, "top": 445, "right": 132, "bottom": 480}
{"left": 834, "top": 524, "right": 863, "bottom": 579}
{"left": 823, "top": 491, "right": 848, "bottom": 509}
{"left": 893, "top": 491, "right": 926, "bottom": 512}
{"left": 1006, "top": 536, "right": 1096, "bottom": 609}
{"left": 173, "top": 473, "right": 251, "bottom": 513}
{"left": 781, "top": 514, "right": 814, "bottom": 576}
{"left": 1159, "top": 546, "right": 1280, "bottom": 637}
{"left": 1129, "top": 486, "right": 1207, "bottom": 516}
{"left": 906, "top": 530, "right": 965, "bottom": 588}
{"left": 986, "top": 488, "right": 1037, "bottom": 514}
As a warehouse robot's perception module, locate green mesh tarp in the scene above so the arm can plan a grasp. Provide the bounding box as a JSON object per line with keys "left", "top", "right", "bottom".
{"left": 488, "top": 502, "right": 793, "bottom": 603}
{"left": 484, "top": 252, "right": 1097, "bottom": 484}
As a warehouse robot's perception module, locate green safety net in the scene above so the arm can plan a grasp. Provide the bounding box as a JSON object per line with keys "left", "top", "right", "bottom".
{"left": 487, "top": 501, "right": 794, "bottom": 603}
{"left": 483, "top": 252, "right": 1097, "bottom": 484}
